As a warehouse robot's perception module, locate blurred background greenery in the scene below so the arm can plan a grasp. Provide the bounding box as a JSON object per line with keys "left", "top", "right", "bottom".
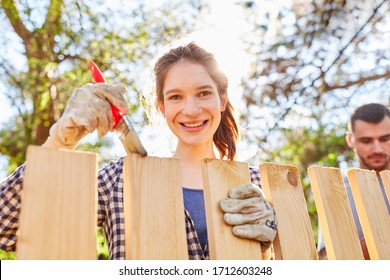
{"left": 0, "top": 0, "right": 389, "bottom": 259}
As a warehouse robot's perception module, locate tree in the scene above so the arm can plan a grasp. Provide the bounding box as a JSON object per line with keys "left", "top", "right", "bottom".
{"left": 239, "top": 0, "right": 389, "bottom": 238}
{"left": 240, "top": 0, "right": 389, "bottom": 159}
{"left": 0, "top": 0, "right": 201, "bottom": 173}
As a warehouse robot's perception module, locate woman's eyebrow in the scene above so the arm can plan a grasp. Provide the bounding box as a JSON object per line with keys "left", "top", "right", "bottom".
{"left": 164, "top": 85, "right": 214, "bottom": 95}
{"left": 196, "top": 85, "right": 214, "bottom": 90}
{"left": 164, "top": 88, "right": 181, "bottom": 95}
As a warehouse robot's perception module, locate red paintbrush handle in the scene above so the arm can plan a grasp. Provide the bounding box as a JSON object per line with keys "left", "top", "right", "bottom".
{"left": 89, "top": 61, "right": 124, "bottom": 128}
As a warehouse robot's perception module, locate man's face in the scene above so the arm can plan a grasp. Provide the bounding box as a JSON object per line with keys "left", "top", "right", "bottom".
{"left": 346, "top": 116, "right": 390, "bottom": 172}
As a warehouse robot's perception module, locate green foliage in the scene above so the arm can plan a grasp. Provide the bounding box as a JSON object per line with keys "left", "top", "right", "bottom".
{"left": 272, "top": 125, "right": 354, "bottom": 172}
{"left": 0, "top": 250, "right": 16, "bottom": 260}
{"left": 96, "top": 227, "right": 109, "bottom": 260}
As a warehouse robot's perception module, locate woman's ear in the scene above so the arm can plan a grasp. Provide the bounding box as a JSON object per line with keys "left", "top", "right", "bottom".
{"left": 220, "top": 92, "right": 228, "bottom": 112}
{"left": 158, "top": 101, "right": 165, "bottom": 117}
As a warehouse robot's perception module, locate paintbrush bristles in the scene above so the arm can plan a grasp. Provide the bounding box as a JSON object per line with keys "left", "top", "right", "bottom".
{"left": 115, "top": 116, "right": 147, "bottom": 156}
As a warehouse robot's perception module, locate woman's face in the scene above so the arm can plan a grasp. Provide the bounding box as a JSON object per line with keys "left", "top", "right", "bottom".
{"left": 159, "top": 60, "right": 227, "bottom": 149}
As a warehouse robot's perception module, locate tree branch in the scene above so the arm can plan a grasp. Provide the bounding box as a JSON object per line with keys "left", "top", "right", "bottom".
{"left": 1, "top": 0, "right": 32, "bottom": 47}
{"left": 325, "top": 70, "right": 390, "bottom": 91}
{"left": 43, "top": 0, "right": 64, "bottom": 45}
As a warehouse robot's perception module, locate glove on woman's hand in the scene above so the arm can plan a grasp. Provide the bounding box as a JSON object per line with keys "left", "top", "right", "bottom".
{"left": 219, "top": 183, "right": 277, "bottom": 251}
{"left": 44, "top": 83, "right": 129, "bottom": 149}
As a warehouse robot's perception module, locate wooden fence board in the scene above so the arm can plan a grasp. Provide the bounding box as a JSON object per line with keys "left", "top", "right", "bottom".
{"left": 201, "top": 159, "right": 261, "bottom": 260}
{"left": 17, "top": 145, "right": 98, "bottom": 259}
{"left": 380, "top": 170, "right": 390, "bottom": 203}
{"left": 347, "top": 168, "right": 390, "bottom": 260}
{"left": 261, "top": 163, "right": 317, "bottom": 260}
{"left": 17, "top": 146, "right": 390, "bottom": 260}
{"left": 123, "top": 154, "right": 188, "bottom": 259}
{"left": 308, "top": 166, "right": 363, "bottom": 260}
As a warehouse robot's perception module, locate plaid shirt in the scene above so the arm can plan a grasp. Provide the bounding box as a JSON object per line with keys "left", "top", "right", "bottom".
{"left": 0, "top": 158, "right": 262, "bottom": 260}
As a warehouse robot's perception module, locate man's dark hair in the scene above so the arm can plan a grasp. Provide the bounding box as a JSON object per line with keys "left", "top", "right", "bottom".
{"left": 349, "top": 103, "right": 390, "bottom": 132}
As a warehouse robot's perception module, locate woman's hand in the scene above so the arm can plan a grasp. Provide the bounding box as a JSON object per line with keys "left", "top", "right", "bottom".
{"left": 43, "top": 83, "right": 129, "bottom": 149}
{"left": 219, "top": 183, "right": 277, "bottom": 252}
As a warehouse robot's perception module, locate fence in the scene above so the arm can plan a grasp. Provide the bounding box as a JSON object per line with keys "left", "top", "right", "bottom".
{"left": 16, "top": 146, "right": 390, "bottom": 259}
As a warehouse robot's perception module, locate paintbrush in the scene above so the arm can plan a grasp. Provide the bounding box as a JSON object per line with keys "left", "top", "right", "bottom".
{"left": 89, "top": 61, "right": 147, "bottom": 156}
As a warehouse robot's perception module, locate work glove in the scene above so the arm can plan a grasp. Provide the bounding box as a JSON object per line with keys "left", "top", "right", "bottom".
{"left": 44, "top": 83, "right": 129, "bottom": 149}
{"left": 219, "top": 183, "right": 277, "bottom": 252}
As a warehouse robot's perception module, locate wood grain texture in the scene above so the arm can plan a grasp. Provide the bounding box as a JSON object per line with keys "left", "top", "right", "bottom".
{"left": 17, "top": 146, "right": 98, "bottom": 259}
{"left": 202, "top": 159, "right": 261, "bottom": 260}
{"left": 380, "top": 170, "right": 390, "bottom": 203}
{"left": 261, "top": 163, "right": 317, "bottom": 260}
{"left": 347, "top": 168, "right": 390, "bottom": 259}
{"left": 308, "top": 166, "right": 363, "bottom": 260}
{"left": 123, "top": 154, "right": 188, "bottom": 259}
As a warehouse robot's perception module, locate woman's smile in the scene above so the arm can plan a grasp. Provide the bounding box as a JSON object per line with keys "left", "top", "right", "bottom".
{"left": 180, "top": 120, "right": 208, "bottom": 129}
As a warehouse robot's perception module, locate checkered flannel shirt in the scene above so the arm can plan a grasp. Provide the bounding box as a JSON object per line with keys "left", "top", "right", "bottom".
{"left": 0, "top": 158, "right": 262, "bottom": 260}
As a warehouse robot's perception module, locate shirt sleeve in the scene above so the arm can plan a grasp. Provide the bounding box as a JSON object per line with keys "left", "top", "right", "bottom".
{"left": 249, "top": 166, "right": 261, "bottom": 188}
{"left": 0, "top": 164, "right": 25, "bottom": 252}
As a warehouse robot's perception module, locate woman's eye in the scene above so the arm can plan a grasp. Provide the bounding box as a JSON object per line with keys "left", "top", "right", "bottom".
{"left": 168, "top": 95, "right": 180, "bottom": 100}
{"left": 199, "top": 91, "right": 211, "bottom": 97}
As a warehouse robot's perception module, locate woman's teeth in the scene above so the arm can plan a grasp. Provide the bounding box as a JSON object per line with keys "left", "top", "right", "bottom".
{"left": 183, "top": 121, "right": 205, "bottom": 128}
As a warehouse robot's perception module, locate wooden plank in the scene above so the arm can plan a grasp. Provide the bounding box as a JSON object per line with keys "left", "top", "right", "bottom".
{"left": 347, "top": 168, "right": 390, "bottom": 260}
{"left": 261, "top": 163, "right": 317, "bottom": 260}
{"left": 123, "top": 154, "right": 188, "bottom": 259}
{"left": 17, "top": 145, "right": 98, "bottom": 259}
{"left": 380, "top": 170, "right": 390, "bottom": 203}
{"left": 308, "top": 166, "right": 363, "bottom": 260}
{"left": 202, "top": 159, "right": 261, "bottom": 260}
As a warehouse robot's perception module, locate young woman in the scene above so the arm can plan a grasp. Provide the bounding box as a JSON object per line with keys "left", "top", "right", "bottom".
{"left": 0, "top": 41, "right": 277, "bottom": 260}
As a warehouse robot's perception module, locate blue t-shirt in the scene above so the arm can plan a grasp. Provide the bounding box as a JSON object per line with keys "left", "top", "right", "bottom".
{"left": 182, "top": 187, "right": 207, "bottom": 251}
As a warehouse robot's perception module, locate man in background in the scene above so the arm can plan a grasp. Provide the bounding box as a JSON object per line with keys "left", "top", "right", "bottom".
{"left": 318, "top": 103, "right": 390, "bottom": 259}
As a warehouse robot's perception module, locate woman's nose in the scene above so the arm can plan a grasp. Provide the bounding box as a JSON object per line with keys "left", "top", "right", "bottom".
{"left": 182, "top": 98, "right": 201, "bottom": 115}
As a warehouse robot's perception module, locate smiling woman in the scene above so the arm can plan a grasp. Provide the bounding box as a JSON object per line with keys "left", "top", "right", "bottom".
{"left": 159, "top": 61, "right": 227, "bottom": 159}
{"left": 0, "top": 40, "right": 277, "bottom": 260}
{"left": 0, "top": 0, "right": 270, "bottom": 261}
{"left": 139, "top": 24, "right": 254, "bottom": 159}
